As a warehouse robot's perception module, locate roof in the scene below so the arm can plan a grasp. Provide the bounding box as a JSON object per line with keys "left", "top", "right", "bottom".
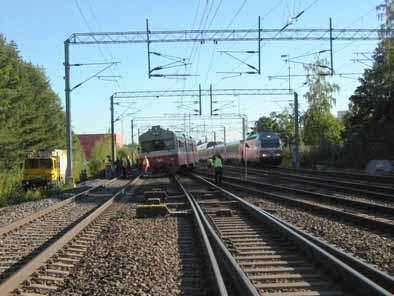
{"left": 139, "top": 126, "right": 175, "bottom": 141}
{"left": 77, "top": 134, "right": 123, "bottom": 159}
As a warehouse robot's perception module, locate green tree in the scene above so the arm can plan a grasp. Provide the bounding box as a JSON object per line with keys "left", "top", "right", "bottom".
{"left": 303, "top": 109, "right": 344, "bottom": 146}
{"left": 303, "top": 58, "right": 340, "bottom": 112}
{"left": 343, "top": 39, "right": 394, "bottom": 162}
{"left": 0, "top": 34, "right": 87, "bottom": 190}
{"left": 0, "top": 35, "right": 66, "bottom": 170}
{"left": 89, "top": 136, "right": 112, "bottom": 175}
{"left": 302, "top": 57, "right": 342, "bottom": 146}
{"left": 72, "top": 135, "right": 87, "bottom": 181}
{"left": 253, "top": 110, "right": 295, "bottom": 146}
{"left": 253, "top": 115, "right": 280, "bottom": 133}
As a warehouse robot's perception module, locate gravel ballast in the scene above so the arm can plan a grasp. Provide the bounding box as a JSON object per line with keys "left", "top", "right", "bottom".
{"left": 54, "top": 206, "right": 206, "bottom": 296}
{"left": 0, "top": 179, "right": 107, "bottom": 227}
{"left": 242, "top": 195, "right": 394, "bottom": 275}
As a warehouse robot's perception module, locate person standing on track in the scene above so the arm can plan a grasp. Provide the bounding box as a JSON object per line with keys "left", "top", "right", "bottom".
{"left": 142, "top": 155, "right": 150, "bottom": 175}
{"left": 213, "top": 152, "right": 223, "bottom": 185}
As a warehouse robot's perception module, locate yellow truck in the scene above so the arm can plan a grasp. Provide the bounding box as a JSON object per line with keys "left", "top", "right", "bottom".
{"left": 22, "top": 149, "right": 67, "bottom": 188}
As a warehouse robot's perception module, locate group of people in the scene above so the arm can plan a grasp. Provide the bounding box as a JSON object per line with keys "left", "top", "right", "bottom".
{"left": 208, "top": 152, "right": 223, "bottom": 185}
{"left": 104, "top": 156, "right": 133, "bottom": 179}
{"left": 138, "top": 154, "right": 224, "bottom": 183}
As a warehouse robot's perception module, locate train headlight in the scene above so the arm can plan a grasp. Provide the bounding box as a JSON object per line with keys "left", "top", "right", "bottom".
{"left": 262, "top": 153, "right": 267, "bottom": 157}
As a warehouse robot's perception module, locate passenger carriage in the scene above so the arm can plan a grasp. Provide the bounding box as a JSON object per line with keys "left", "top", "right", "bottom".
{"left": 139, "top": 126, "right": 198, "bottom": 173}
{"left": 197, "top": 132, "right": 283, "bottom": 166}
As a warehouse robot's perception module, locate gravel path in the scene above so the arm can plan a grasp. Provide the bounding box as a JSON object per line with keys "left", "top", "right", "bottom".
{"left": 54, "top": 206, "right": 205, "bottom": 296}
{"left": 241, "top": 194, "right": 394, "bottom": 275}
{"left": 0, "top": 179, "right": 107, "bottom": 227}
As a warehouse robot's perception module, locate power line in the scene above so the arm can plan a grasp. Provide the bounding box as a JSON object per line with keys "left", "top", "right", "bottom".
{"left": 74, "top": 0, "right": 123, "bottom": 91}
{"left": 207, "top": 0, "right": 223, "bottom": 29}
{"left": 225, "top": 0, "right": 248, "bottom": 30}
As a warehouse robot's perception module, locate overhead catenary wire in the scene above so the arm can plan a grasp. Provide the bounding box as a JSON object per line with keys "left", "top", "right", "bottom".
{"left": 74, "top": 0, "right": 123, "bottom": 91}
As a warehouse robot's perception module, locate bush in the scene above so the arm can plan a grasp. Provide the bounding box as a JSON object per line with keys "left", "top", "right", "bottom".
{"left": 0, "top": 170, "right": 21, "bottom": 207}
{"left": 0, "top": 169, "right": 74, "bottom": 208}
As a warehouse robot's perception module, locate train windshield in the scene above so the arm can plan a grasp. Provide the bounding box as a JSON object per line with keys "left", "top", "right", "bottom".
{"left": 24, "top": 158, "right": 53, "bottom": 169}
{"left": 261, "top": 137, "right": 281, "bottom": 148}
{"left": 141, "top": 139, "right": 175, "bottom": 152}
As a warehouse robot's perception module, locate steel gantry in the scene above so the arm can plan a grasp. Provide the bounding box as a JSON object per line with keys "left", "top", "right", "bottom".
{"left": 68, "top": 28, "right": 388, "bottom": 44}
{"left": 63, "top": 19, "right": 391, "bottom": 182}
{"left": 109, "top": 87, "right": 292, "bottom": 163}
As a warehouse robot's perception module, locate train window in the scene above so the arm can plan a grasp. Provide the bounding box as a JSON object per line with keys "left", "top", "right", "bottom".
{"left": 141, "top": 139, "right": 174, "bottom": 152}
{"left": 178, "top": 140, "right": 185, "bottom": 151}
{"left": 261, "top": 137, "right": 281, "bottom": 148}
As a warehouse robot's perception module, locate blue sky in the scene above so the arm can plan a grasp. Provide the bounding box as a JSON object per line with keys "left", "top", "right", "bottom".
{"left": 1, "top": 0, "right": 384, "bottom": 143}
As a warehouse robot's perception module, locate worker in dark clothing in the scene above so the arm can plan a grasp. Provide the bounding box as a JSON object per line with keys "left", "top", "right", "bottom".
{"left": 213, "top": 153, "right": 223, "bottom": 185}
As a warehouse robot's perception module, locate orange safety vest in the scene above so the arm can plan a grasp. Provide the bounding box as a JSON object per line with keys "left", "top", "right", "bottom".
{"left": 143, "top": 158, "right": 150, "bottom": 168}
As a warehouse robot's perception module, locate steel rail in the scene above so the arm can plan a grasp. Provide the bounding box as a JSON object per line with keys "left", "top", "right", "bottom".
{"left": 198, "top": 173, "right": 394, "bottom": 233}
{"left": 272, "top": 167, "right": 394, "bottom": 185}
{"left": 194, "top": 172, "right": 394, "bottom": 292}
{"left": 191, "top": 173, "right": 392, "bottom": 295}
{"left": 226, "top": 165, "right": 394, "bottom": 200}
{"left": 0, "top": 178, "right": 117, "bottom": 237}
{"left": 173, "top": 176, "right": 228, "bottom": 296}
{"left": 258, "top": 167, "right": 394, "bottom": 195}
{"left": 0, "top": 177, "right": 139, "bottom": 295}
{"left": 175, "top": 177, "right": 260, "bottom": 296}
{"left": 219, "top": 167, "right": 394, "bottom": 215}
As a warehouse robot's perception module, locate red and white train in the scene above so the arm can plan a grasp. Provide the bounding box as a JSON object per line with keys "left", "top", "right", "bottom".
{"left": 139, "top": 126, "right": 198, "bottom": 173}
{"left": 197, "top": 132, "right": 283, "bottom": 166}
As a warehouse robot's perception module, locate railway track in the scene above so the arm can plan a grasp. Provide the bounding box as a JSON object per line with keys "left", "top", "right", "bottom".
{"left": 0, "top": 178, "right": 131, "bottom": 295}
{"left": 130, "top": 177, "right": 227, "bottom": 295}
{"left": 0, "top": 176, "right": 229, "bottom": 295}
{"left": 195, "top": 168, "right": 394, "bottom": 234}
{"left": 224, "top": 165, "right": 394, "bottom": 202}
{"left": 269, "top": 166, "right": 394, "bottom": 187}
{"left": 2, "top": 173, "right": 392, "bottom": 295}
{"left": 176, "top": 174, "right": 393, "bottom": 295}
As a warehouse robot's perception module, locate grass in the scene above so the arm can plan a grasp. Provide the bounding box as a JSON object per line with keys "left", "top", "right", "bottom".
{"left": 0, "top": 170, "right": 73, "bottom": 208}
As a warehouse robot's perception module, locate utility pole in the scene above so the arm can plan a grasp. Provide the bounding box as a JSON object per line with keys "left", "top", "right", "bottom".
{"left": 146, "top": 19, "right": 151, "bottom": 78}
{"left": 287, "top": 56, "right": 291, "bottom": 91}
{"left": 242, "top": 117, "right": 247, "bottom": 179}
{"left": 223, "top": 126, "right": 226, "bottom": 145}
{"left": 258, "top": 15, "right": 261, "bottom": 74}
{"left": 131, "top": 119, "right": 134, "bottom": 145}
{"left": 329, "top": 18, "right": 334, "bottom": 75}
{"left": 110, "top": 95, "right": 115, "bottom": 164}
{"left": 199, "top": 84, "right": 202, "bottom": 115}
{"left": 210, "top": 84, "right": 213, "bottom": 116}
{"left": 294, "top": 92, "right": 300, "bottom": 168}
{"left": 64, "top": 40, "right": 73, "bottom": 184}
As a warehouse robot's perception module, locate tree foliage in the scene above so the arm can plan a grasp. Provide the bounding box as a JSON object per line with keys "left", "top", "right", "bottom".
{"left": 89, "top": 136, "right": 112, "bottom": 175}
{"left": 89, "top": 137, "right": 138, "bottom": 175}
{"left": 0, "top": 35, "right": 86, "bottom": 183}
{"left": 303, "top": 109, "right": 344, "bottom": 146}
{"left": 252, "top": 110, "right": 295, "bottom": 146}
{"left": 303, "top": 58, "right": 340, "bottom": 112}
{"left": 301, "top": 57, "right": 343, "bottom": 148}
{"left": 343, "top": 40, "right": 394, "bottom": 162}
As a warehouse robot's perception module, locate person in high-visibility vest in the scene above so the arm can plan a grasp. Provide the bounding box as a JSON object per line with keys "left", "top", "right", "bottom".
{"left": 142, "top": 156, "right": 150, "bottom": 175}
{"left": 213, "top": 153, "right": 223, "bottom": 184}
